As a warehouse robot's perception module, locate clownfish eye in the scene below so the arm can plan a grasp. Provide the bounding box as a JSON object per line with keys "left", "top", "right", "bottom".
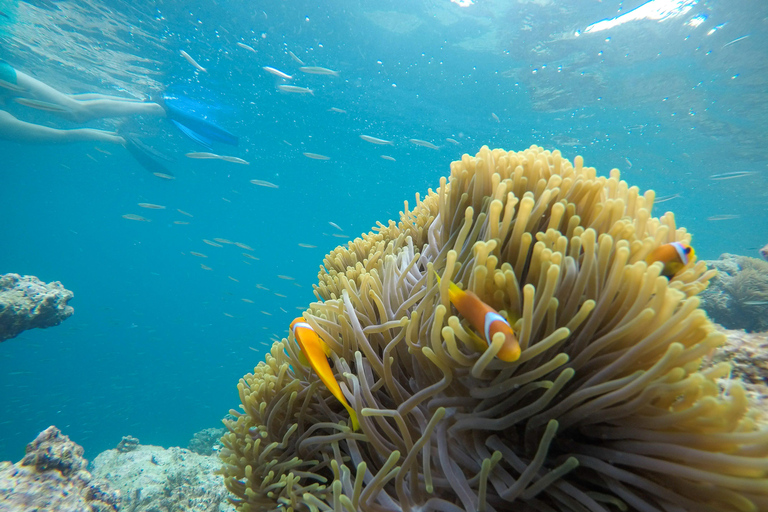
{"left": 683, "top": 246, "right": 692, "bottom": 254}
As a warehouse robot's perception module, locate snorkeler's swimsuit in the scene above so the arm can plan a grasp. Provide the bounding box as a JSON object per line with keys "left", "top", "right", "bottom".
{"left": 0, "top": 60, "right": 19, "bottom": 91}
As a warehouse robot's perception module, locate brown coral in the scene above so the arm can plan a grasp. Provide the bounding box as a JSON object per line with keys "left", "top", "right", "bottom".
{"left": 0, "top": 426, "right": 119, "bottom": 512}
{"left": 700, "top": 255, "right": 768, "bottom": 332}
{"left": 220, "top": 146, "right": 767, "bottom": 512}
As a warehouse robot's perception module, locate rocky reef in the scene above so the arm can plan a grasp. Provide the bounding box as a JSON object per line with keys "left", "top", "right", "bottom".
{"left": 0, "top": 426, "right": 119, "bottom": 512}
{"left": 187, "top": 427, "right": 226, "bottom": 456}
{"left": 115, "top": 435, "right": 140, "bottom": 453}
{"left": 90, "top": 444, "right": 235, "bottom": 512}
{"left": 0, "top": 273, "right": 74, "bottom": 342}
{"left": 699, "top": 254, "right": 768, "bottom": 332}
{"left": 712, "top": 327, "right": 768, "bottom": 423}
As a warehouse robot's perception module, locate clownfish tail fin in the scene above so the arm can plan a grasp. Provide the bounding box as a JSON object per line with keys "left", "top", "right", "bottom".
{"left": 433, "top": 269, "right": 465, "bottom": 296}
{"left": 433, "top": 269, "right": 442, "bottom": 285}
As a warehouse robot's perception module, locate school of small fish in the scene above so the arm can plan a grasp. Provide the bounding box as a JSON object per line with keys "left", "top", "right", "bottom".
{"left": 95, "top": 34, "right": 765, "bottom": 349}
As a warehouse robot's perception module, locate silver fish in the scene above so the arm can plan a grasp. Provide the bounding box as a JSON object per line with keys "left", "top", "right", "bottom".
{"left": 654, "top": 193, "right": 681, "bottom": 204}
{"left": 263, "top": 66, "right": 292, "bottom": 80}
{"left": 250, "top": 179, "right": 279, "bottom": 188}
{"left": 723, "top": 35, "right": 749, "bottom": 48}
{"left": 303, "top": 152, "right": 330, "bottom": 160}
{"left": 277, "top": 84, "right": 313, "bottom": 95}
{"left": 0, "top": 78, "right": 27, "bottom": 93}
{"left": 122, "top": 214, "right": 151, "bottom": 222}
{"left": 180, "top": 50, "right": 207, "bottom": 73}
{"left": 186, "top": 152, "right": 249, "bottom": 164}
{"left": 409, "top": 138, "right": 439, "bottom": 150}
{"left": 220, "top": 156, "right": 250, "bottom": 165}
{"left": 236, "top": 42, "right": 257, "bottom": 53}
{"left": 360, "top": 134, "right": 393, "bottom": 145}
{"left": 186, "top": 152, "right": 221, "bottom": 159}
{"left": 288, "top": 51, "right": 305, "bottom": 65}
{"left": 708, "top": 171, "right": 754, "bottom": 180}
{"left": 299, "top": 66, "right": 339, "bottom": 76}
{"left": 706, "top": 214, "right": 740, "bottom": 221}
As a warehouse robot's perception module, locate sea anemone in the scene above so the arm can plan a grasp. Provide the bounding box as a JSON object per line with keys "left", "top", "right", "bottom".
{"left": 220, "top": 146, "right": 767, "bottom": 512}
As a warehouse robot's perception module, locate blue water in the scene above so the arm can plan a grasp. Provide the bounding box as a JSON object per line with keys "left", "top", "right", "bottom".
{"left": 1, "top": 0, "right": 766, "bottom": 461}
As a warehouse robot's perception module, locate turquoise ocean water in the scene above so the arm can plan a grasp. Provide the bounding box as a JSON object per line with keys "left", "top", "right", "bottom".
{"left": 0, "top": 0, "right": 766, "bottom": 461}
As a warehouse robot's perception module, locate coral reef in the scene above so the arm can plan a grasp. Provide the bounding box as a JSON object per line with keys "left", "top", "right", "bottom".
{"left": 0, "top": 425, "right": 119, "bottom": 512}
{"left": 699, "top": 254, "right": 768, "bottom": 332}
{"left": 0, "top": 273, "right": 74, "bottom": 342}
{"left": 711, "top": 327, "right": 768, "bottom": 424}
{"left": 116, "top": 435, "right": 140, "bottom": 453}
{"left": 188, "top": 427, "right": 226, "bottom": 456}
{"left": 220, "top": 146, "right": 768, "bottom": 512}
{"left": 91, "top": 444, "right": 236, "bottom": 512}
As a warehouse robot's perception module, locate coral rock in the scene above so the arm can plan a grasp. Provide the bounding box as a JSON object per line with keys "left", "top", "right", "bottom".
{"left": 90, "top": 445, "right": 235, "bottom": 512}
{"left": 699, "top": 254, "right": 768, "bottom": 332}
{"left": 712, "top": 326, "right": 768, "bottom": 424}
{"left": 0, "top": 273, "right": 74, "bottom": 342}
{"left": 116, "top": 436, "right": 140, "bottom": 453}
{"left": 187, "top": 427, "right": 226, "bottom": 456}
{"left": 0, "top": 425, "right": 119, "bottom": 512}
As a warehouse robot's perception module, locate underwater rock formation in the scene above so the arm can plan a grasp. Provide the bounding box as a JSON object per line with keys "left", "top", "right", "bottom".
{"left": 0, "top": 425, "right": 119, "bottom": 512}
{"left": 116, "top": 435, "right": 140, "bottom": 453}
{"left": 90, "top": 445, "right": 235, "bottom": 512}
{"left": 712, "top": 327, "right": 768, "bottom": 422}
{"left": 699, "top": 254, "right": 768, "bottom": 332}
{"left": 220, "top": 146, "right": 768, "bottom": 512}
{"left": 0, "top": 273, "right": 74, "bottom": 342}
{"left": 188, "top": 426, "right": 226, "bottom": 456}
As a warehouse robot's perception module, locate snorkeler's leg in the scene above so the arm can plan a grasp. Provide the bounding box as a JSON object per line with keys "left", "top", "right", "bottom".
{"left": 68, "top": 93, "right": 146, "bottom": 102}
{"left": 65, "top": 98, "right": 166, "bottom": 121}
{"left": 12, "top": 69, "right": 82, "bottom": 113}
{"left": 13, "top": 68, "right": 165, "bottom": 122}
{"left": 0, "top": 110, "right": 125, "bottom": 145}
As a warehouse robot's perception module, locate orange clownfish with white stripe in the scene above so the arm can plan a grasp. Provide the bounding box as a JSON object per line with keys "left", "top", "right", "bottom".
{"left": 290, "top": 317, "right": 360, "bottom": 431}
{"left": 645, "top": 242, "right": 695, "bottom": 278}
{"left": 434, "top": 271, "right": 521, "bottom": 362}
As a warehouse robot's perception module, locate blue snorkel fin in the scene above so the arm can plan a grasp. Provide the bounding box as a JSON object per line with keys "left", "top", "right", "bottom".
{"left": 170, "top": 120, "right": 213, "bottom": 148}
{"left": 123, "top": 135, "right": 174, "bottom": 176}
{"left": 162, "top": 92, "right": 238, "bottom": 147}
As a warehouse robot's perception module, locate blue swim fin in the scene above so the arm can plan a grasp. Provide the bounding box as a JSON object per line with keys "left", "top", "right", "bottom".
{"left": 124, "top": 136, "right": 173, "bottom": 176}
{"left": 171, "top": 120, "right": 212, "bottom": 149}
{"left": 162, "top": 93, "right": 238, "bottom": 147}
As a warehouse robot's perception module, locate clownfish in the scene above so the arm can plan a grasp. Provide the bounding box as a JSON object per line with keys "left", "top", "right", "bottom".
{"left": 434, "top": 271, "right": 521, "bottom": 362}
{"left": 645, "top": 242, "right": 695, "bottom": 278}
{"left": 759, "top": 243, "right": 768, "bottom": 261}
{"left": 290, "top": 318, "right": 360, "bottom": 431}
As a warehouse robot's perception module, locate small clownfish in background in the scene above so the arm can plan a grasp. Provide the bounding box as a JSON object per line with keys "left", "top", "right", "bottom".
{"left": 645, "top": 242, "right": 695, "bottom": 278}
{"left": 759, "top": 243, "right": 768, "bottom": 261}
{"left": 290, "top": 318, "right": 360, "bottom": 431}
{"left": 434, "top": 271, "right": 521, "bottom": 362}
